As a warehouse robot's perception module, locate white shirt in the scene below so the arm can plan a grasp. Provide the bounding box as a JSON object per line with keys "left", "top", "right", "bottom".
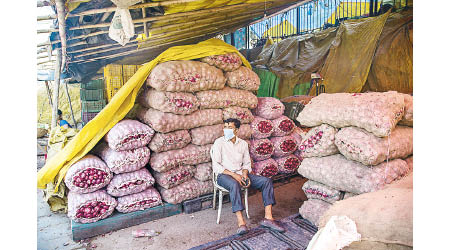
{"left": 210, "top": 136, "right": 252, "bottom": 175}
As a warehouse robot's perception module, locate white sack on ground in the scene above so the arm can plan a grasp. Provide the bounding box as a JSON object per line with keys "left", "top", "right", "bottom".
{"left": 319, "top": 188, "right": 413, "bottom": 248}
{"left": 252, "top": 97, "right": 285, "bottom": 120}
{"left": 65, "top": 155, "right": 113, "bottom": 194}
{"left": 137, "top": 107, "right": 223, "bottom": 133}
{"left": 93, "top": 142, "right": 150, "bottom": 174}
{"left": 297, "top": 91, "right": 405, "bottom": 137}
{"left": 250, "top": 116, "right": 274, "bottom": 139}
{"left": 68, "top": 190, "right": 117, "bottom": 224}
{"left": 270, "top": 135, "right": 298, "bottom": 158}
{"left": 225, "top": 66, "right": 261, "bottom": 91}
{"left": 106, "top": 168, "right": 155, "bottom": 197}
{"left": 274, "top": 154, "right": 301, "bottom": 174}
{"left": 153, "top": 165, "right": 196, "bottom": 189}
{"left": 335, "top": 126, "right": 413, "bottom": 166}
{"left": 200, "top": 52, "right": 242, "bottom": 72}
{"left": 116, "top": 187, "right": 162, "bottom": 213}
{"left": 147, "top": 60, "right": 226, "bottom": 92}
{"left": 194, "top": 162, "right": 212, "bottom": 181}
{"left": 302, "top": 180, "right": 342, "bottom": 204}
{"left": 149, "top": 130, "right": 191, "bottom": 153}
{"left": 399, "top": 93, "right": 413, "bottom": 127}
{"left": 138, "top": 88, "right": 199, "bottom": 115}
{"left": 249, "top": 138, "right": 274, "bottom": 161}
{"left": 223, "top": 106, "right": 254, "bottom": 124}
{"left": 150, "top": 144, "right": 212, "bottom": 173}
{"left": 298, "top": 154, "right": 410, "bottom": 194}
{"left": 252, "top": 158, "right": 279, "bottom": 178}
{"left": 105, "top": 119, "right": 155, "bottom": 151}
{"left": 299, "top": 199, "right": 331, "bottom": 227}
{"left": 195, "top": 87, "right": 258, "bottom": 109}
{"left": 271, "top": 115, "right": 295, "bottom": 137}
{"left": 298, "top": 124, "right": 339, "bottom": 158}
{"left": 158, "top": 178, "right": 213, "bottom": 204}
{"left": 190, "top": 124, "right": 223, "bottom": 146}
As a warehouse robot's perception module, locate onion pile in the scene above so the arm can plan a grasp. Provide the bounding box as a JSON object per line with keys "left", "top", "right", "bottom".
{"left": 105, "top": 119, "right": 155, "bottom": 151}
{"left": 68, "top": 190, "right": 117, "bottom": 224}
{"left": 65, "top": 154, "right": 113, "bottom": 194}
{"left": 252, "top": 158, "right": 279, "bottom": 178}
{"left": 249, "top": 139, "right": 274, "bottom": 161}
{"left": 274, "top": 154, "right": 301, "bottom": 174}
{"left": 271, "top": 116, "right": 295, "bottom": 137}
{"left": 270, "top": 136, "right": 298, "bottom": 157}
{"left": 250, "top": 117, "right": 274, "bottom": 139}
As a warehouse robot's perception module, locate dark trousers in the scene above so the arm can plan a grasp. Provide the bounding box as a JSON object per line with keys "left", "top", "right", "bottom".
{"left": 217, "top": 173, "right": 276, "bottom": 213}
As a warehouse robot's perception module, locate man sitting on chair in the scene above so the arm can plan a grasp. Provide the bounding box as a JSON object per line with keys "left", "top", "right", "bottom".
{"left": 210, "top": 118, "right": 285, "bottom": 235}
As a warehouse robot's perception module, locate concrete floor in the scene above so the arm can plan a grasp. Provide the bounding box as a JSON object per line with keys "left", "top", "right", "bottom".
{"left": 37, "top": 152, "right": 308, "bottom": 250}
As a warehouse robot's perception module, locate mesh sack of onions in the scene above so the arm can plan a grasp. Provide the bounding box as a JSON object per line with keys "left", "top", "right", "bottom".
{"left": 194, "top": 162, "right": 212, "bottom": 181}
{"left": 270, "top": 135, "right": 298, "bottom": 158}
{"left": 298, "top": 124, "right": 338, "bottom": 158}
{"left": 106, "top": 168, "right": 155, "bottom": 197}
{"left": 195, "top": 87, "right": 258, "bottom": 109}
{"left": 250, "top": 116, "right": 274, "bottom": 139}
{"left": 105, "top": 119, "right": 155, "bottom": 151}
{"left": 153, "top": 165, "right": 196, "bottom": 189}
{"left": 405, "top": 156, "right": 413, "bottom": 171}
{"left": 296, "top": 91, "right": 405, "bottom": 137}
{"left": 224, "top": 66, "right": 261, "bottom": 91}
{"left": 236, "top": 124, "right": 253, "bottom": 140}
{"left": 200, "top": 52, "right": 242, "bottom": 72}
{"left": 252, "top": 97, "right": 285, "bottom": 120}
{"left": 93, "top": 142, "right": 150, "bottom": 174}
{"left": 137, "top": 107, "right": 223, "bottom": 133}
{"left": 298, "top": 199, "right": 331, "bottom": 227}
{"left": 150, "top": 144, "right": 212, "bottom": 173}
{"left": 274, "top": 154, "right": 301, "bottom": 174}
{"left": 291, "top": 126, "right": 306, "bottom": 150}
{"left": 158, "top": 178, "right": 213, "bottom": 204}
{"left": 252, "top": 158, "right": 279, "bottom": 178}
{"left": 249, "top": 138, "right": 274, "bottom": 161}
{"left": 271, "top": 115, "right": 295, "bottom": 137}
{"left": 335, "top": 126, "right": 413, "bottom": 166}
{"left": 297, "top": 154, "right": 410, "bottom": 194}
{"left": 116, "top": 187, "right": 162, "bottom": 213}
{"left": 64, "top": 154, "right": 113, "bottom": 194}
{"left": 147, "top": 60, "right": 226, "bottom": 92}
{"left": 149, "top": 130, "right": 191, "bottom": 153}
{"left": 138, "top": 88, "right": 199, "bottom": 115}
{"left": 398, "top": 93, "right": 413, "bottom": 127}
{"left": 68, "top": 190, "right": 117, "bottom": 224}
{"left": 302, "top": 180, "right": 342, "bottom": 204}
{"left": 190, "top": 124, "right": 223, "bottom": 146}
{"left": 222, "top": 106, "right": 254, "bottom": 124}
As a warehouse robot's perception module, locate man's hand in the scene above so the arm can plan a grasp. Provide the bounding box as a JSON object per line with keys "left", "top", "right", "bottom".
{"left": 241, "top": 170, "right": 251, "bottom": 188}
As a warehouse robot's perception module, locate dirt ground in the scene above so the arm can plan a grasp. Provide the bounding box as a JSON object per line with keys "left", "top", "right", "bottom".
{"left": 37, "top": 175, "right": 307, "bottom": 250}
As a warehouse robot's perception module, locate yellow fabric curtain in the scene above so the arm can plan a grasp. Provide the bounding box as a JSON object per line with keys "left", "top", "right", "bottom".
{"left": 37, "top": 38, "right": 251, "bottom": 192}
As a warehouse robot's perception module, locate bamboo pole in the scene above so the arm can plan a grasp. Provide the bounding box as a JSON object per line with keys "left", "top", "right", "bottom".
{"left": 63, "top": 79, "right": 77, "bottom": 127}
{"left": 38, "top": 14, "right": 57, "bottom": 21}
{"left": 51, "top": 49, "right": 62, "bottom": 129}
{"left": 141, "top": 0, "right": 149, "bottom": 38}
{"left": 55, "top": 0, "right": 67, "bottom": 71}
{"left": 37, "top": 1, "right": 52, "bottom": 8}
{"left": 45, "top": 81, "right": 53, "bottom": 107}
{"left": 38, "top": 28, "right": 59, "bottom": 34}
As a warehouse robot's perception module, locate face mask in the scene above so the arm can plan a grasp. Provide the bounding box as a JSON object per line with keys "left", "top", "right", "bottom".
{"left": 223, "top": 128, "right": 235, "bottom": 140}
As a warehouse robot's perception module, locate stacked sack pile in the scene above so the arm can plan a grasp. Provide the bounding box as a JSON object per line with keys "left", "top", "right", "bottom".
{"left": 135, "top": 53, "right": 261, "bottom": 204}
{"left": 295, "top": 92, "right": 413, "bottom": 227}
{"left": 248, "top": 97, "right": 304, "bottom": 178}
{"left": 65, "top": 119, "right": 162, "bottom": 223}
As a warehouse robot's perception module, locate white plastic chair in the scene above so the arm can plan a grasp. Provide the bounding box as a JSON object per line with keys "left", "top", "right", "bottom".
{"left": 212, "top": 172, "right": 250, "bottom": 224}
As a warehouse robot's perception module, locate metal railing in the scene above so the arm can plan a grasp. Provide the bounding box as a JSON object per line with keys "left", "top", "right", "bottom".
{"left": 225, "top": 0, "right": 410, "bottom": 50}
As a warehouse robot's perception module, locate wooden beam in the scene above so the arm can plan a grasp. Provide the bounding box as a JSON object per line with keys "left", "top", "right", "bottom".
{"left": 55, "top": 0, "right": 68, "bottom": 71}
{"left": 141, "top": 0, "right": 149, "bottom": 38}
{"left": 38, "top": 14, "right": 57, "bottom": 21}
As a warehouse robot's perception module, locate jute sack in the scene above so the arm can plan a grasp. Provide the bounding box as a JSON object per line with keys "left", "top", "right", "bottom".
{"left": 147, "top": 60, "right": 226, "bottom": 92}
{"left": 148, "top": 130, "right": 191, "bottom": 153}
{"left": 222, "top": 106, "right": 254, "bottom": 124}
{"left": 302, "top": 180, "right": 342, "bottom": 204}
{"left": 252, "top": 158, "right": 279, "bottom": 178}
{"left": 153, "top": 165, "right": 196, "bottom": 189}
{"left": 225, "top": 66, "right": 261, "bottom": 91}
{"left": 319, "top": 188, "right": 413, "bottom": 248}
{"left": 252, "top": 97, "right": 285, "bottom": 120}
{"left": 298, "top": 124, "right": 339, "bottom": 158}
{"left": 298, "top": 154, "right": 410, "bottom": 194}
{"left": 195, "top": 87, "right": 258, "bottom": 109}
{"left": 158, "top": 178, "right": 213, "bottom": 204}
{"left": 137, "top": 107, "right": 223, "bottom": 133}
{"left": 105, "top": 119, "right": 155, "bottom": 151}
{"left": 398, "top": 93, "right": 413, "bottom": 127}
{"left": 200, "top": 52, "right": 242, "bottom": 72}
{"left": 194, "top": 162, "right": 212, "bottom": 181}
{"left": 150, "top": 144, "right": 212, "bottom": 173}
{"left": 68, "top": 190, "right": 117, "bottom": 224}
{"left": 297, "top": 92, "right": 405, "bottom": 137}
{"left": 138, "top": 88, "right": 199, "bottom": 115}
{"left": 299, "top": 199, "right": 331, "bottom": 227}
{"left": 93, "top": 142, "right": 150, "bottom": 174}
{"left": 335, "top": 126, "right": 413, "bottom": 166}
{"left": 116, "top": 187, "right": 162, "bottom": 213}
{"left": 190, "top": 124, "right": 223, "bottom": 146}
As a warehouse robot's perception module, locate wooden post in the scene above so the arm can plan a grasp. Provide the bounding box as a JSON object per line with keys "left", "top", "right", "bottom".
{"left": 141, "top": 0, "right": 149, "bottom": 38}
{"left": 51, "top": 49, "right": 62, "bottom": 129}
{"left": 55, "top": 0, "right": 67, "bottom": 70}
{"left": 64, "top": 79, "right": 77, "bottom": 128}
{"left": 45, "top": 81, "right": 53, "bottom": 107}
